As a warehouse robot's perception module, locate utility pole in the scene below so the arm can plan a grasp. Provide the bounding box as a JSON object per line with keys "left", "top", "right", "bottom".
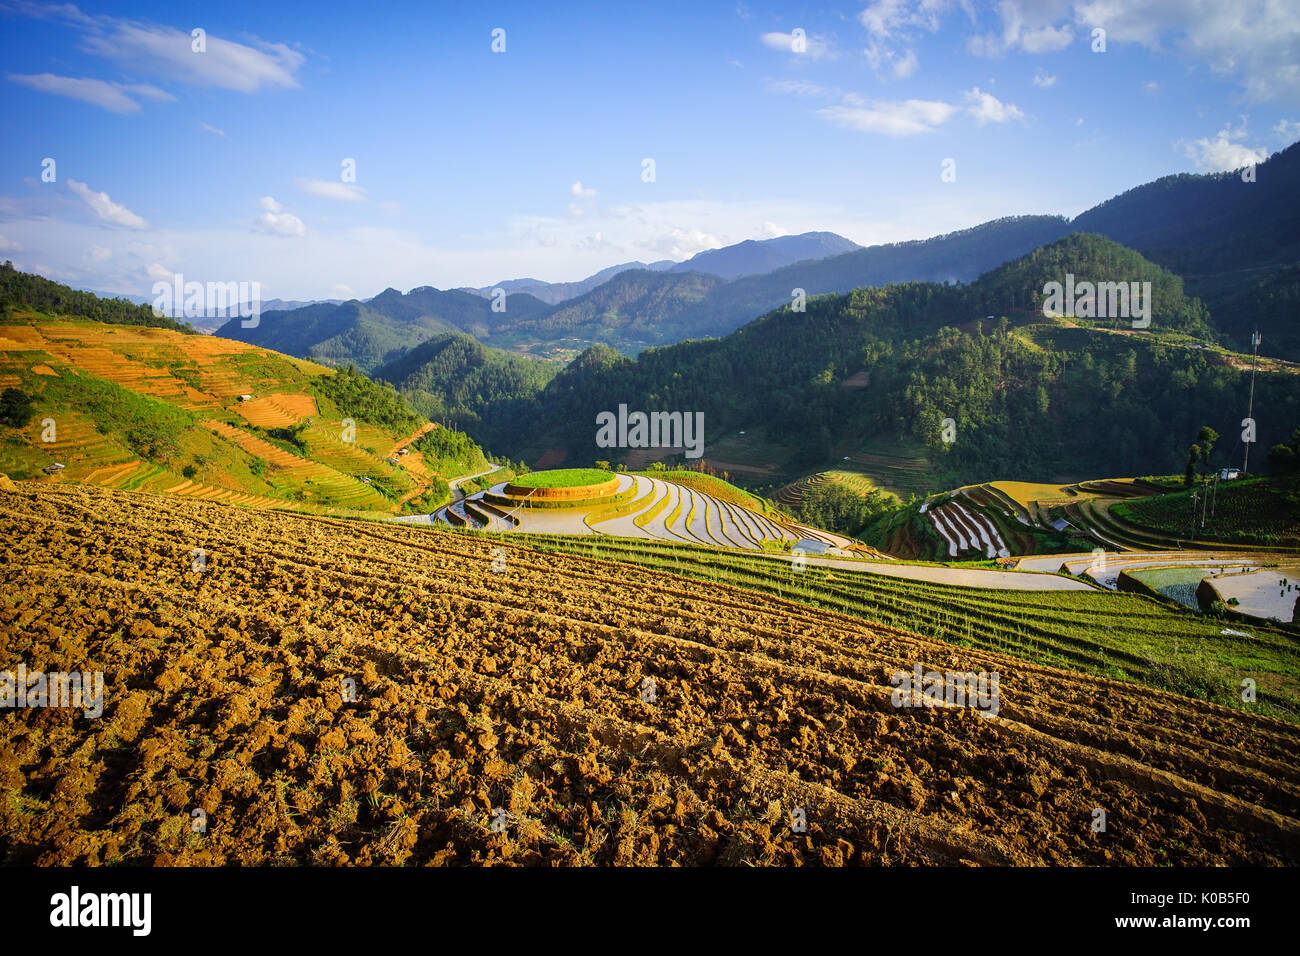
{"left": 1245, "top": 329, "right": 1261, "bottom": 474}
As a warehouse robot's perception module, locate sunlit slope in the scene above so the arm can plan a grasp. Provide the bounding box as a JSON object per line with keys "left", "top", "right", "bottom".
{"left": 0, "top": 312, "right": 470, "bottom": 514}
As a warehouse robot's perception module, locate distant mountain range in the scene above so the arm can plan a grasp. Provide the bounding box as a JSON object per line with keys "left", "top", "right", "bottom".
{"left": 215, "top": 140, "right": 1300, "bottom": 372}
{"left": 218, "top": 217, "right": 1066, "bottom": 368}
{"left": 460, "top": 230, "right": 861, "bottom": 304}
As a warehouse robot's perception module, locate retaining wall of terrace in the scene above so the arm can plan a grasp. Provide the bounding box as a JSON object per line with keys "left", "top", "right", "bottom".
{"left": 503, "top": 476, "right": 622, "bottom": 500}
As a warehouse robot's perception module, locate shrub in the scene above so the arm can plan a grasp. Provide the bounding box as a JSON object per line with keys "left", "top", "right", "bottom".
{"left": 0, "top": 388, "right": 34, "bottom": 428}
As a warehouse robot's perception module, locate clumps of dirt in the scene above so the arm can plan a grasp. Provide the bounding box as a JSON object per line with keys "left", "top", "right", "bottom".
{"left": 0, "top": 483, "right": 1298, "bottom": 866}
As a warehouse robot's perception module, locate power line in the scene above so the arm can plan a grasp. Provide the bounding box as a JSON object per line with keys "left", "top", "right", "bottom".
{"left": 1244, "top": 329, "right": 1260, "bottom": 474}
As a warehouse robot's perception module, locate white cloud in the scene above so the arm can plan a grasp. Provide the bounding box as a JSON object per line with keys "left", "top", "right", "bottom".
{"left": 297, "top": 178, "right": 366, "bottom": 202}
{"left": 15, "top": 4, "right": 303, "bottom": 94}
{"left": 66, "top": 179, "right": 149, "bottom": 229}
{"left": 1144, "top": 80, "right": 1161, "bottom": 94}
{"left": 964, "top": 87, "right": 1024, "bottom": 125}
{"left": 1275, "top": 118, "right": 1300, "bottom": 141}
{"left": 6, "top": 73, "right": 174, "bottom": 113}
{"left": 254, "top": 196, "right": 306, "bottom": 237}
{"left": 759, "top": 221, "right": 786, "bottom": 238}
{"left": 892, "top": 49, "right": 919, "bottom": 78}
{"left": 570, "top": 180, "right": 597, "bottom": 199}
{"left": 1181, "top": 122, "right": 1267, "bottom": 171}
{"left": 818, "top": 86, "right": 1021, "bottom": 136}
{"left": 576, "top": 231, "right": 617, "bottom": 252}
{"left": 1032, "top": 69, "right": 1057, "bottom": 88}
{"left": 146, "top": 262, "right": 173, "bottom": 281}
{"left": 1019, "top": 24, "right": 1073, "bottom": 53}
{"left": 858, "top": 0, "right": 951, "bottom": 38}
{"left": 818, "top": 97, "right": 957, "bottom": 135}
{"left": 653, "top": 227, "right": 724, "bottom": 258}
{"left": 82, "top": 23, "right": 303, "bottom": 93}
{"left": 858, "top": 1, "right": 948, "bottom": 77}
{"left": 963, "top": 1, "right": 1300, "bottom": 100}
{"left": 760, "top": 30, "right": 837, "bottom": 59}
{"left": 0, "top": 235, "right": 24, "bottom": 252}
{"left": 200, "top": 122, "right": 226, "bottom": 136}
{"left": 85, "top": 244, "right": 112, "bottom": 263}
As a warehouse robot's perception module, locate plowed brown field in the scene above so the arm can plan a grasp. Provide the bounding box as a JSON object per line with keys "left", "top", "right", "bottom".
{"left": 2, "top": 483, "right": 1298, "bottom": 866}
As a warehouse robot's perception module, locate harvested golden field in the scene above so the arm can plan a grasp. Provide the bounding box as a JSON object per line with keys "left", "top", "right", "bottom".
{"left": 2, "top": 483, "right": 1298, "bottom": 867}
{"left": 235, "top": 394, "right": 319, "bottom": 428}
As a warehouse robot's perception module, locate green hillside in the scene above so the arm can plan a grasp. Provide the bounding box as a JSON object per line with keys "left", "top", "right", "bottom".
{"left": 469, "top": 234, "right": 1299, "bottom": 490}
{"left": 0, "top": 294, "right": 488, "bottom": 515}
{"left": 372, "top": 332, "right": 558, "bottom": 449}
{"left": 1073, "top": 140, "right": 1300, "bottom": 357}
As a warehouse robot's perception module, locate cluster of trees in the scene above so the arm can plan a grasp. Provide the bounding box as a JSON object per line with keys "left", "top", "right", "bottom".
{"left": 788, "top": 481, "right": 896, "bottom": 539}
{"left": 0, "top": 388, "right": 33, "bottom": 428}
{"left": 311, "top": 364, "right": 421, "bottom": 432}
{"left": 1267, "top": 427, "right": 1300, "bottom": 475}
{"left": 0, "top": 261, "right": 191, "bottom": 332}
{"left": 965, "top": 233, "right": 1213, "bottom": 337}
{"left": 412, "top": 424, "right": 486, "bottom": 476}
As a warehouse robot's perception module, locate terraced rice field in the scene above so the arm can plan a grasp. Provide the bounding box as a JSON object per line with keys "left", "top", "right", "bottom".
{"left": 1113, "top": 479, "right": 1300, "bottom": 548}
{"left": 1198, "top": 569, "right": 1300, "bottom": 624}
{"left": 4, "top": 483, "right": 1298, "bottom": 866}
{"left": 1011, "top": 549, "right": 1300, "bottom": 627}
{"left": 421, "top": 474, "right": 862, "bottom": 554}
{"left": 1016, "top": 549, "right": 1283, "bottom": 580}
{"left": 774, "top": 470, "right": 887, "bottom": 509}
{"left": 845, "top": 451, "right": 932, "bottom": 497}
{"left": 235, "top": 394, "right": 319, "bottom": 428}
{"left": 927, "top": 500, "right": 1010, "bottom": 559}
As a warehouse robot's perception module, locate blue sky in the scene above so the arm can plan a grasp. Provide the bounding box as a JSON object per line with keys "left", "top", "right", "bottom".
{"left": 2, "top": 0, "right": 1298, "bottom": 301}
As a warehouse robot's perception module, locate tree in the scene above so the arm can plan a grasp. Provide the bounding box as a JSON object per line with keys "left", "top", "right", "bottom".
{"left": 1196, "top": 426, "right": 1218, "bottom": 465}
{"left": 1268, "top": 443, "right": 1296, "bottom": 475}
{"left": 0, "top": 388, "right": 33, "bottom": 428}
{"left": 1185, "top": 425, "right": 1218, "bottom": 484}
